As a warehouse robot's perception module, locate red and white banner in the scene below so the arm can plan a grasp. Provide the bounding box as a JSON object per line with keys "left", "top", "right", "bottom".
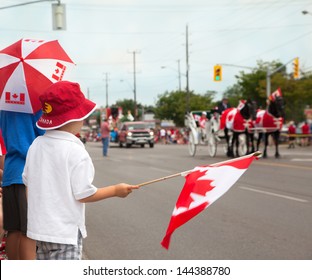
{"left": 161, "top": 153, "right": 258, "bottom": 249}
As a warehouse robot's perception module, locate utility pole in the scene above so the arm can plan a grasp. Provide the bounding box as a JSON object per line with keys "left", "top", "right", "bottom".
{"left": 177, "top": 59, "right": 181, "bottom": 92}
{"left": 185, "top": 25, "right": 190, "bottom": 112}
{"left": 133, "top": 51, "right": 137, "bottom": 118}
{"left": 129, "top": 50, "right": 140, "bottom": 119}
{"left": 266, "top": 58, "right": 296, "bottom": 97}
{"left": 104, "top": 72, "right": 109, "bottom": 108}
{"left": 266, "top": 68, "right": 271, "bottom": 98}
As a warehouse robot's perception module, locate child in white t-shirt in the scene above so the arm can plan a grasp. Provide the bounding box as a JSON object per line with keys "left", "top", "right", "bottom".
{"left": 22, "top": 81, "right": 138, "bottom": 260}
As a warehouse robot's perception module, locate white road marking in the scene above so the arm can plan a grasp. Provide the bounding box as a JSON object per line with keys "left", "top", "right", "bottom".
{"left": 291, "top": 158, "right": 312, "bottom": 162}
{"left": 239, "top": 186, "right": 309, "bottom": 203}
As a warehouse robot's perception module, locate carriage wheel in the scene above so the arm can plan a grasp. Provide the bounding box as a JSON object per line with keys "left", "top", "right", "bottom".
{"left": 188, "top": 132, "right": 196, "bottom": 156}
{"left": 238, "top": 134, "right": 247, "bottom": 156}
{"left": 207, "top": 134, "right": 217, "bottom": 157}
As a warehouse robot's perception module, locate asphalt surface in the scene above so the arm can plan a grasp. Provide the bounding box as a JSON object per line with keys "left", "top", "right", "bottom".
{"left": 82, "top": 141, "right": 312, "bottom": 260}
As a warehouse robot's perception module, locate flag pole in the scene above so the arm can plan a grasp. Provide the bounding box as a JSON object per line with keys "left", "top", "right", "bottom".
{"left": 137, "top": 151, "right": 262, "bottom": 187}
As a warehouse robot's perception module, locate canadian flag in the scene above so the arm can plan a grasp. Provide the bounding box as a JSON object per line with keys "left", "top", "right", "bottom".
{"left": 269, "top": 88, "right": 282, "bottom": 101}
{"left": 161, "top": 153, "right": 258, "bottom": 249}
{"left": 52, "top": 61, "right": 66, "bottom": 81}
{"left": 5, "top": 92, "right": 25, "bottom": 105}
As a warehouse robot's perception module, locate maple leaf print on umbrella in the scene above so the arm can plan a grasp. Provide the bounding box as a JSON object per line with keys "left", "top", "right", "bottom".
{"left": 0, "top": 38, "right": 75, "bottom": 114}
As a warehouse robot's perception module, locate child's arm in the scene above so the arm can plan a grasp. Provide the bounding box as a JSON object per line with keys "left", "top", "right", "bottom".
{"left": 79, "top": 183, "right": 139, "bottom": 203}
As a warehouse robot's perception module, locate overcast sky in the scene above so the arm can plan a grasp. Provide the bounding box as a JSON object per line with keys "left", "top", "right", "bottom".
{"left": 1, "top": 0, "right": 312, "bottom": 108}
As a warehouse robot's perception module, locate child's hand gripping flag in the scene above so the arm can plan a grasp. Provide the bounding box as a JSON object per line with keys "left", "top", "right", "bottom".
{"left": 161, "top": 153, "right": 259, "bottom": 249}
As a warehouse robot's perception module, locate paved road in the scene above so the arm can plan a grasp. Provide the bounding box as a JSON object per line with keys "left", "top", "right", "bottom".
{"left": 83, "top": 142, "right": 312, "bottom": 260}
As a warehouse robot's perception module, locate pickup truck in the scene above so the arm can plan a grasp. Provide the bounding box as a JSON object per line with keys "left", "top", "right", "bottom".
{"left": 118, "top": 121, "right": 154, "bottom": 148}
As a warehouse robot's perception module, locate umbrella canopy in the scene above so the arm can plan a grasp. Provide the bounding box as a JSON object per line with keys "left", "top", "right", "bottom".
{"left": 0, "top": 38, "right": 75, "bottom": 114}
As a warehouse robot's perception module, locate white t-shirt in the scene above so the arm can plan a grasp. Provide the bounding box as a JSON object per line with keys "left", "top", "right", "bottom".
{"left": 23, "top": 130, "right": 97, "bottom": 245}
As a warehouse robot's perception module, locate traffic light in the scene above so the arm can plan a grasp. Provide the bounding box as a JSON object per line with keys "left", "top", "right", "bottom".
{"left": 293, "top": 57, "right": 299, "bottom": 79}
{"left": 213, "top": 65, "right": 222, "bottom": 81}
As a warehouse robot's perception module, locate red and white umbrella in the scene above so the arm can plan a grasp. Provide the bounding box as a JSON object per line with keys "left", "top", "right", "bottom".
{"left": 0, "top": 38, "right": 75, "bottom": 114}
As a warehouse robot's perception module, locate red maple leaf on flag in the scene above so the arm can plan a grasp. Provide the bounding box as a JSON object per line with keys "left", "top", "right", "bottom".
{"left": 161, "top": 153, "right": 258, "bottom": 250}
{"left": 176, "top": 168, "right": 214, "bottom": 209}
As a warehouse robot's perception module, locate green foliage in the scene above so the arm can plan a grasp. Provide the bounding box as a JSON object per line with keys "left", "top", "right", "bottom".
{"left": 114, "top": 99, "right": 137, "bottom": 116}
{"left": 154, "top": 90, "right": 214, "bottom": 127}
{"left": 113, "top": 60, "right": 311, "bottom": 126}
{"left": 228, "top": 60, "right": 284, "bottom": 107}
{"left": 224, "top": 60, "right": 312, "bottom": 122}
{"left": 114, "top": 99, "right": 155, "bottom": 121}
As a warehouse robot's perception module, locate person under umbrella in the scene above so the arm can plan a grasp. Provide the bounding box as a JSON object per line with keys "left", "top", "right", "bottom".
{"left": 0, "top": 38, "right": 74, "bottom": 259}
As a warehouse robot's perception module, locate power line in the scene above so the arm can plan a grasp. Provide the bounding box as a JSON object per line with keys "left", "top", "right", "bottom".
{"left": 237, "top": 30, "right": 312, "bottom": 65}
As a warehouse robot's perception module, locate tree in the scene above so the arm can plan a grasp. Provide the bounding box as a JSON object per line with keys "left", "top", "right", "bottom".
{"left": 114, "top": 99, "right": 157, "bottom": 121}
{"left": 220, "top": 84, "right": 242, "bottom": 108}
{"left": 224, "top": 60, "right": 312, "bottom": 122}
{"left": 230, "top": 60, "right": 285, "bottom": 107}
{"left": 114, "top": 98, "right": 147, "bottom": 120}
{"left": 114, "top": 99, "right": 135, "bottom": 116}
{"left": 154, "top": 90, "right": 214, "bottom": 127}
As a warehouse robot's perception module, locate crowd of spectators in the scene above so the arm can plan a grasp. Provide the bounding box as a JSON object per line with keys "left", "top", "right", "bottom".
{"left": 287, "top": 120, "right": 311, "bottom": 147}
{"left": 154, "top": 127, "right": 189, "bottom": 145}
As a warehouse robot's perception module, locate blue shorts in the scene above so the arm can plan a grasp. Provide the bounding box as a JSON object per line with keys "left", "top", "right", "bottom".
{"left": 36, "top": 231, "right": 83, "bottom": 260}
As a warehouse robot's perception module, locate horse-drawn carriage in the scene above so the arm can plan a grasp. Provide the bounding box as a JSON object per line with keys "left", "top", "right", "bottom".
{"left": 185, "top": 90, "right": 285, "bottom": 159}
{"left": 185, "top": 109, "right": 248, "bottom": 157}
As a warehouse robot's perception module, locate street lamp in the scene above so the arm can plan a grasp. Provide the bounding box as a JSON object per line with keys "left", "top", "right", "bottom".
{"left": 0, "top": 0, "right": 66, "bottom": 30}
{"left": 52, "top": 2, "right": 66, "bottom": 30}
{"left": 0, "top": 0, "right": 59, "bottom": 9}
{"left": 302, "top": 10, "right": 312, "bottom": 16}
{"left": 161, "top": 60, "right": 182, "bottom": 91}
{"left": 103, "top": 72, "right": 109, "bottom": 108}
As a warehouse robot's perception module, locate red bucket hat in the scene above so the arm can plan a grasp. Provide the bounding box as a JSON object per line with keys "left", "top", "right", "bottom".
{"left": 37, "top": 81, "right": 96, "bottom": 130}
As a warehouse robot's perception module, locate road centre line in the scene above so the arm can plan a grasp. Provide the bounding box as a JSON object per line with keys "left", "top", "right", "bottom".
{"left": 291, "top": 158, "right": 312, "bottom": 162}
{"left": 239, "top": 186, "right": 309, "bottom": 203}
{"left": 255, "top": 161, "right": 312, "bottom": 171}
{"left": 147, "top": 167, "right": 309, "bottom": 203}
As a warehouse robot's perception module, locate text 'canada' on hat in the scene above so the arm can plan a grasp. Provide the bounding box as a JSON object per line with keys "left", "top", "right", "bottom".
{"left": 36, "top": 81, "right": 96, "bottom": 130}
